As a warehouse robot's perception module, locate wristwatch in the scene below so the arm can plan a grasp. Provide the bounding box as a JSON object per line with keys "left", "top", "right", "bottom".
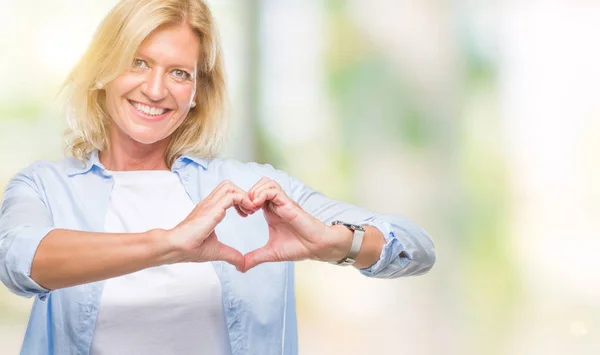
{"left": 330, "top": 221, "right": 365, "bottom": 266}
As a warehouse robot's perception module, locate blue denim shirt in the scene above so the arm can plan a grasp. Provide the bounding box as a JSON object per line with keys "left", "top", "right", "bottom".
{"left": 0, "top": 150, "right": 435, "bottom": 355}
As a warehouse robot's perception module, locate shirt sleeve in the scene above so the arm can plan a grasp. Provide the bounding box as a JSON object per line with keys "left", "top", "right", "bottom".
{"left": 285, "top": 171, "right": 436, "bottom": 279}
{"left": 0, "top": 168, "right": 54, "bottom": 298}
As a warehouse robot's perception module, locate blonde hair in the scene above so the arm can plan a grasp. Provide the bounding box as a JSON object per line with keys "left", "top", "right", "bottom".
{"left": 62, "top": 0, "right": 227, "bottom": 168}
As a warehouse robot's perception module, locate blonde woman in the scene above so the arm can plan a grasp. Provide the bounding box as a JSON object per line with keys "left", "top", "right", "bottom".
{"left": 0, "top": 0, "right": 435, "bottom": 354}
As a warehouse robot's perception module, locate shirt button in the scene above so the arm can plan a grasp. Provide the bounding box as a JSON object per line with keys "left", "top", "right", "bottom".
{"left": 182, "top": 175, "right": 191, "bottom": 182}
{"left": 228, "top": 302, "right": 235, "bottom": 309}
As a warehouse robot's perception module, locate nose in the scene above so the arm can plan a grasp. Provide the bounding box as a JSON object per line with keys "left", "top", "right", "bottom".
{"left": 141, "top": 69, "right": 168, "bottom": 102}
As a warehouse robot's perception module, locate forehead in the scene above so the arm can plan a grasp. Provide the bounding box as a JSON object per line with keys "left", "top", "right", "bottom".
{"left": 137, "top": 23, "right": 201, "bottom": 69}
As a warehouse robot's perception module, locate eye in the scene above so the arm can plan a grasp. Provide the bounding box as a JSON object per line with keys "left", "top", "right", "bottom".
{"left": 171, "top": 69, "right": 192, "bottom": 81}
{"left": 132, "top": 59, "right": 149, "bottom": 70}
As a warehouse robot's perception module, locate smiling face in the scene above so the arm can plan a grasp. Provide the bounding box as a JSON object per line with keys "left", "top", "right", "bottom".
{"left": 103, "top": 23, "right": 200, "bottom": 148}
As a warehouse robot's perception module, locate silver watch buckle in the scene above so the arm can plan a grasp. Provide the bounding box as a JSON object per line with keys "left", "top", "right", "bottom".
{"left": 330, "top": 221, "right": 365, "bottom": 266}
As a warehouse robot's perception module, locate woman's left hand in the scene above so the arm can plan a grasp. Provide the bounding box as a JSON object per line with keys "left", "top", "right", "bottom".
{"left": 242, "top": 178, "right": 352, "bottom": 272}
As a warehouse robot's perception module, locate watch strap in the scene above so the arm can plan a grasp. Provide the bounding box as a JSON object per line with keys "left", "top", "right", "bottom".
{"left": 331, "top": 221, "right": 365, "bottom": 266}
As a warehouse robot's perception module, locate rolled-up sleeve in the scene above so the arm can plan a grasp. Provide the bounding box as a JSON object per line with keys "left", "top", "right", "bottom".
{"left": 0, "top": 170, "right": 54, "bottom": 298}
{"left": 285, "top": 172, "right": 435, "bottom": 279}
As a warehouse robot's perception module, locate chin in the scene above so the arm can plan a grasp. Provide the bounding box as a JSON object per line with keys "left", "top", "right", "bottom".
{"left": 125, "top": 129, "right": 169, "bottom": 145}
{"left": 109, "top": 115, "right": 177, "bottom": 147}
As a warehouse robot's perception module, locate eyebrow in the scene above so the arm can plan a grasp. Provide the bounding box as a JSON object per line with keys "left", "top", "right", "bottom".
{"left": 136, "top": 53, "right": 196, "bottom": 72}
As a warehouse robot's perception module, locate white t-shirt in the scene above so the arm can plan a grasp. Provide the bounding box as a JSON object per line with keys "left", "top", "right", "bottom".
{"left": 90, "top": 170, "right": 232, "bottom": 355}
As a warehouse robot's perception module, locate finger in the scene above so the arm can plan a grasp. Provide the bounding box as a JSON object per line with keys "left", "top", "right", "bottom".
{"left": 250, "top": 179, "right": 277, "bottom": 203}
{"left": 251, "top": 187, "right": 274, "bottom": 208}
{"left": 217, "top": 241, "right": 245, "bottom": 272}
{"left": 188, "top": 181, "right": 236, "bottom": 216}
{"left": 220, "top": 181, "right": 258, "bottom": 212}
{"left": 251, "top": 180, "right": 288, "bottom": 203}
{"left": 253, "top": 186, "right": 288, "bottom": 208}
{"left": 226, "top": 186, "right": 257, "bottom": 212}
{"left": 234, "top": 204, "right": 248, "bottom": 218}
{"left": 209, "top": 182, "right": 255, "bottom": 212}
{"left": 248, "top": 177, "right": 272, "bottom": 200}
{"left": 195, "top": 192, "right": 248, "bottom": 229}
{"left": 221, "top": 190, "right": 256, "bottom": 213}
{"left": 197, "top": 181, "right": 257, "bottom": 222}
{"left": 237, "top": 204, "right": 255, "bottom": 216}
{"left": 204, "top": 179, "right": 235, "bottom": 201}
{"left": 243, "top": 246, "right": 276, "bottom": 272}
{"left": 209, "top": 181, "right": 253, "bottom": 207}
{"left": 256, "top": 187, "right": 314, "bottom": 232}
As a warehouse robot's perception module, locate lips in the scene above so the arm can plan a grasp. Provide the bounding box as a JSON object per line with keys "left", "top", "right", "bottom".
{"left": 127, "top": 100, "right": 172, "bottom": 121}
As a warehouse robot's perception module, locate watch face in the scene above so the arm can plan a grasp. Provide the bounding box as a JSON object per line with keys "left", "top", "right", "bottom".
{"left": 332, "top": 221, "right": 364, "bottom": 231}
{"left": 347, "top": 223, "right": 365, "bottom": 231}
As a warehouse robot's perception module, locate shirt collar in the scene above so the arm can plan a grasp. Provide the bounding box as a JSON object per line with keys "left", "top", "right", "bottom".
{"left": 66, "top": 149, "right": 209, "bottom": 176}
{"left": 66, "top": 149, "right": 104, "bottom": 176}
{"left": 173, "top": 154, "right": 209, "bottom": 171}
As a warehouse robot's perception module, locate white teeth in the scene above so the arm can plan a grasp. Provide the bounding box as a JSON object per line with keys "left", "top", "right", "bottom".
{"left": 131, "top": 101, "right": 167, "bottom": 116}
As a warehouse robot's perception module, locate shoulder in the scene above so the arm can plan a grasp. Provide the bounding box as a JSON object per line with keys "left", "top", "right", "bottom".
{"left": 199, "top": 157, "right": 291, "bottom": 189}
{"left": 204, "top": 157, "right": 286, "bottom": 178}
{"left": 9, "top": 156, "right": 79, "bottom": 187}
{"left": 19, "top": 156, "right": 79, "bottom": 176}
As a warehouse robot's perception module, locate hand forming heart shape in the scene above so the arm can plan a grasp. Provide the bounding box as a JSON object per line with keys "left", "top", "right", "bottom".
{"left": 166, "top": 178, "right": 352, "bottom": 273}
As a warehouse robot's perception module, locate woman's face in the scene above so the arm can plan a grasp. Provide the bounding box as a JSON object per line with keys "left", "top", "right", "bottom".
{"left": 104, "top": 23, "right": 200, "bottom": 146}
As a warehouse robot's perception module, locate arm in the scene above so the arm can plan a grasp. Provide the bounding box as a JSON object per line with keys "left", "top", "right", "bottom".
{"left": 287, "top": 173, "right": 436, "bottom": 278}
{"left": 0, "top": 173, "right": 253, "bottom": 297}
{"left": 245, "top": 162, "right": 435, "bottom": 278}
{"left": 328, "top": 223, "right": 386, "bottom": 269}
{"left": 31, "top": 229, "right": 168, "bottom": 291}
{"left": 0, "top": 172, "right": 171, "bottom": 296}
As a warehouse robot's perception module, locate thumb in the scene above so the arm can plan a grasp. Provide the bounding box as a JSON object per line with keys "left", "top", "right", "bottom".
{"left": 243, "top": 246, "right": 275, "bottom": 273}
{"left": 217, "top": 242, "right": 245, "bottom": 272}
{"left": 206, "top": 231, "right": 245, "bottom": 271}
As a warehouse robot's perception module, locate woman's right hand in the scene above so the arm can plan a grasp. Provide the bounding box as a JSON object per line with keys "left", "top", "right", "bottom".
{"left": 164, "top": 180, "right": 257, "bottom": 271}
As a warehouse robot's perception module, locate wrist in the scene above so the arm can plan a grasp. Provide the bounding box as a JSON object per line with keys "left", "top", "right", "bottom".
{"left": 325, "top": 224, "right": 355, "bottom": 263}
{"left": 324, "top": 223, "right": 385, "bottom": 268}
{"left": 352, "top": 225, "right": 385, "bottom": 269}
{"left": 147, "top": 228, "right": 180, "bottom": 265}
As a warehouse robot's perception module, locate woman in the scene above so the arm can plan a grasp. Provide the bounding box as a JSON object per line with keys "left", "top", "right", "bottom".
{"left": 0, "top": 0, "right": 435, "bottom": 354}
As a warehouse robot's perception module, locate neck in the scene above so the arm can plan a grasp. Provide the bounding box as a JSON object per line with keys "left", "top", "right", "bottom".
{"left": 99, "top": 127, "right": 171, "bottom": 171}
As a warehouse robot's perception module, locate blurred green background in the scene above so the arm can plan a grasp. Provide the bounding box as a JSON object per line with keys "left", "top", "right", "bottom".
{"left": 1, "top": 1, "right": 599, "bottom": 354}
